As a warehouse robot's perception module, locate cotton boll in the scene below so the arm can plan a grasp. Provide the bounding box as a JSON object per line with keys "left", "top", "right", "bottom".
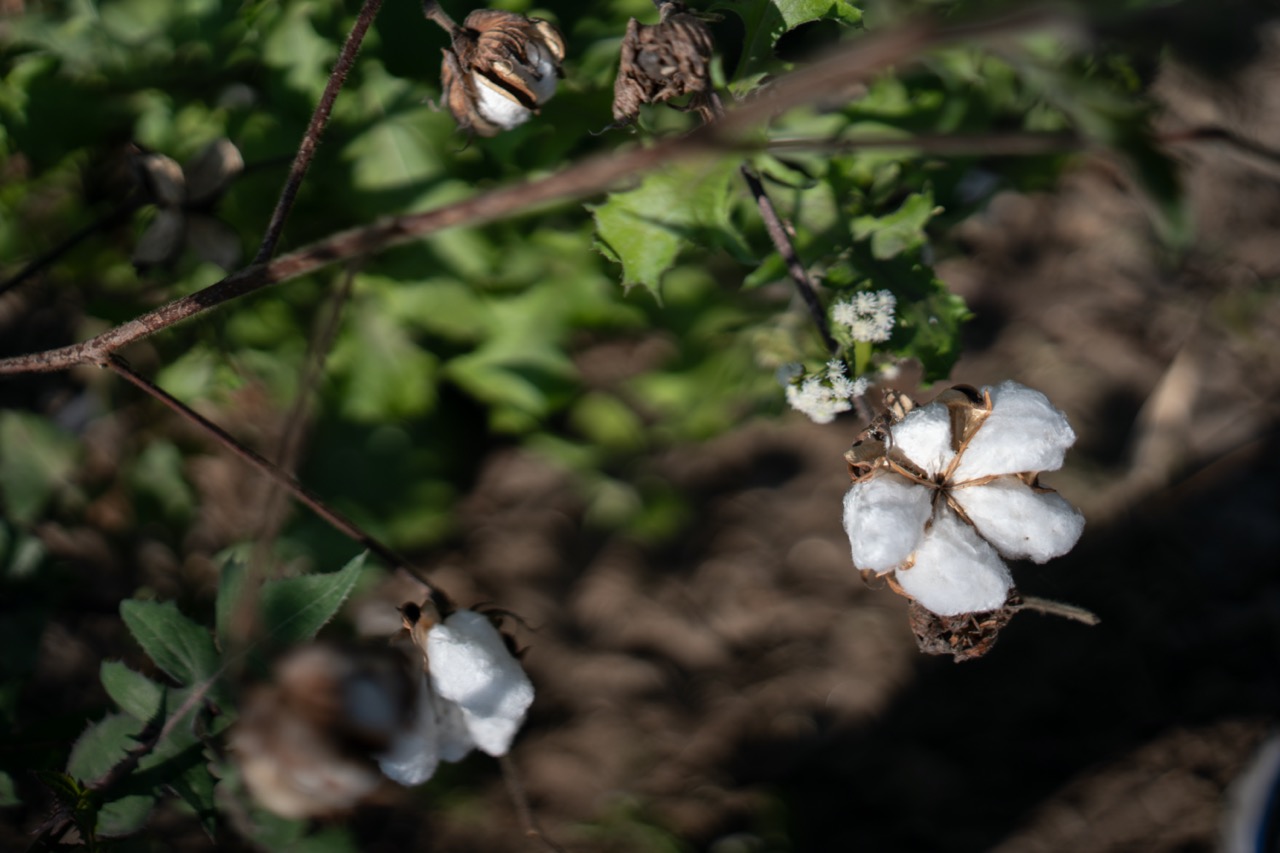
{"left": 890, "top": 403, "right": 956, "bottom": 476}
{"left": 952, "top": 477, "right": 1085, "bottom": 563}
{"left": 377, "top": 672, "right": 441, "bottom": 786}
{"left": 473, "top": 73, "right": 535, "bottom": 130}
{"left": 952, "top": 381, "right": 1076, "bottom": 481}
{"left": 433, "top": 689, "right": 475, "bottom": 763}
{"left": 428, "top": 610, "right": 535, "bottom": 757}
{"left": 894, "top": 511, "right": 1013, "bottom": 616}
{"left": 843, "top": 474, "right": 932, "bottom": 573}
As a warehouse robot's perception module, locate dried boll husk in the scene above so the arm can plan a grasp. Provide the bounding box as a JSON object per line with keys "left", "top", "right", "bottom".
{"left": 613, "top": 3, "right": 716, "bottom": 124}
{"left": 230, "top": 644, "right": 416, "bottom": 819}
{"left": 430, "top": 4, "right": 566, "bottom": 136}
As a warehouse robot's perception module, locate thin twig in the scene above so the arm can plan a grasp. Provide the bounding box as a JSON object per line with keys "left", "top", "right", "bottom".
{"left": 0, "top": 197, "right": 142, "bottom": 298}
{"left": 226, "top": 266, "right": 361, "bottom": 665}
{"left": 499, "top": 754, "right": 567, "bottom": 853}
{"left": 106, "top": 354, "right": 432, "bottom": 586}
{"left": 1014, "top": 595, "right": 1101, "bottom": 626}
{"left": 739, "top": 164, "right": 838, "bottom": 353}
{"left": 764, "top": 129, "right": 1085, "bottom": 157}
{"left": 0, "top": 11, "right": 1076, "bottom": 378}
{"left": 253, "top": 0, "right": 385, "bottom": 263}
{"left": 422, "top": 0, "right": 459, "bottom": 35}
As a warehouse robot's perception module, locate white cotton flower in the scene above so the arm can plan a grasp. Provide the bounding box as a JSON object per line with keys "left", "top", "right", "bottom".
{"left": 785, "top": 360, "right": 869, "bottom": 424}
{"left": 842, "top": 381, "right": 1084, "bottom": 616}
{"left": 377, "top": 607, "right": 534, "bottom": 786}
{"left": 832, "top": 290, "right": 897, "bottom": 343}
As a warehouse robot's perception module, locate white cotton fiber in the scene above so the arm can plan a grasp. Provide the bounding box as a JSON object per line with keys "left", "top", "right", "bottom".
{"left": 952, "top": 477, "right": 1085, "bottom": 563}
{"left": 843, "top": 475, "right": 932, "bottom": 573}
{"left": 432, "top": 689, "right": 476, "bottom": 763}
{"left": 428, "top": 610, "right": 535, "bottom": 757}
{"left": 893, "top": 511, "right": 1013, "bottom": 616}
{"left": 890, "top": 403, "right": 956, "bottom": 476}
{"left": 951, "top": 381, "right": 1076, "bottom": 481}
{"left": 377, "top": 672, "right": 441, "bottom": 786}
{"left": 473, "top": 73, "right": 535, "bottom": 130}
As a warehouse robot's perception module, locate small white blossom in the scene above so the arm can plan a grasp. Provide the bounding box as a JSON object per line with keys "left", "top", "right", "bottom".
{"left": 832, "top": 290, "right": 897, "bottom": 343}
{"left": 842, "top": 381, "right": 1084, "bottom": 616}
{"left": 785, "top": 360, "right": 869, "bottom": 424}
{"left": 378, "top": 608, "right": 534, "bottom": 786}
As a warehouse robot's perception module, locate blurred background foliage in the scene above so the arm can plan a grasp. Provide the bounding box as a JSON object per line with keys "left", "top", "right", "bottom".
{"left": 0, "top": 0, "right": 1201, "bottom": 847}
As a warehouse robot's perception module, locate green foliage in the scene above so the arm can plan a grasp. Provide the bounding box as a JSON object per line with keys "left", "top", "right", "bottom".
{"left": 592, "top": 157, "right": 748, "bottom": 298}
{"left": 0, "top": 411, "right": 80, "bottom": 525}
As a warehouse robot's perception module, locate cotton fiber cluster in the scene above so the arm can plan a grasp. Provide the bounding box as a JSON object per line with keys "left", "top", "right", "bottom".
{"left": 378, "top": 609, "right": 535, "bottom": 786}
{"left": 842, "top": 381, "right": 1084, "bottom": 616}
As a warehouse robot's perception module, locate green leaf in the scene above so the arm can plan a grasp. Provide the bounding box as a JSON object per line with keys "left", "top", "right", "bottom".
{"left": 330, "top": 300, "right": 440, "bottom": 422}
{"left": 259, "top": 553, "right": 366, "bottom": 647}
{"left": 591, "top": 158, "right": 745, "bottom": 298}
{"left": 100, "top": 662, "right": 165, "bottom": 723}
{"left": 850, "top": 192, "right": 938, "bottom": 260}
{"left": 215, "top": 557, "right": 248, "bottom": 651}
{"left": 66, "top": 714, "right": 155, "bottom": 838}
{"left": 129, "top": 440, "right": 195, "bottom": 523}
{"left": 33, "top": 770, "right": 96, "bottom": 838}
{"left": 262, "top": 1, "right": 336, "bottom": 99}
{"left": 0, "top": 770, "right": 18, "bottom": 807}
{"left": 712, "top": 0, "right": 863, "bottom": 79}
{"left": 0, "top": 411, "right": 79, "bottom": 525}
{"left": 120, "top": 600, "right": 219, "bottom": 687}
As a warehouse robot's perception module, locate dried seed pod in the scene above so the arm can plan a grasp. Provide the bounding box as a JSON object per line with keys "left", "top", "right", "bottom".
{"left": 429, "top": 3, "right": 565, "bottom": 136}
{"left": 907, "top": 596, "right": 1018, "bottom": 662}
{"left": 612, "top": 3, "right": 716, "bottom": 124}
{"left": 230, "top": 644, "right": 416, "bottom": 818}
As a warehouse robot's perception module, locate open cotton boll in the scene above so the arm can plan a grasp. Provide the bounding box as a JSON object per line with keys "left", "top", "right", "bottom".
{"left": 894, "top": 511, "right": 1013, "bottom": 615}
{"left": 433, "top": 689, "right": 476, "bottom": 763}
{"left": 952, "top": 477, "right": 1085, "bottom": 563}
{"left": 952, "top": 381, "right": 1076, "bottom": 481}
{"left": 473, "top": 74, "right": 535, "bottom": 130}
{"left": 843, "top": 474, "right": 932, "bottom": 573}
{"left": 377, "top": 672, "right": 441, "bottom": 786}
{"left": 890, "top": 403, "right": 956, "bottom": 476}
{"left": 428, "top": 610, "right": 535, "bottom": 757}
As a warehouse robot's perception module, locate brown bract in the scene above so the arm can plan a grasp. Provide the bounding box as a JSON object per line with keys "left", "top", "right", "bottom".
{"left": 612, "top": 4, "right": 716, "bottom": 124}
{"left": 437, "top": 9, "right": 566, "bottom": 137}
{"left": 907, "top": 596, "right": 1019, "bottom": 662}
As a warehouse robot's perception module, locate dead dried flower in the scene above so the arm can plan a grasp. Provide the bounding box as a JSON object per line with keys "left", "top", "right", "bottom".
{"left": 612, "top": 1, "right": 716, "bottom": 124}
{"left": 424, "top": 2, "right": 566, "bottom": 137}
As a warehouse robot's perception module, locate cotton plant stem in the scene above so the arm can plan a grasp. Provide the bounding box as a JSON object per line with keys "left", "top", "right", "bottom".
{"left": 225, "top": 267, "right": 361, "bottom": 663}
{"left": 1015, "top": 595, "right": 1101, "bottom": 625}
{"left": 105, "top": 354, "right": 431, "bottom": 586}
{"left": 253, "top": 0, "right": 385, "bottom": 263}
{"left": 499, "top": 754, "right": 567, "bottom": 853}
{"left": 0, "top": 10, "right": 1074, "bottom": 378}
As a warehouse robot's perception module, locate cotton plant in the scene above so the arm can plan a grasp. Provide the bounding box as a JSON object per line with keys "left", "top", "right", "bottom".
{"left": 841, "top": 381, "right": 1091, "bottom": 659}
